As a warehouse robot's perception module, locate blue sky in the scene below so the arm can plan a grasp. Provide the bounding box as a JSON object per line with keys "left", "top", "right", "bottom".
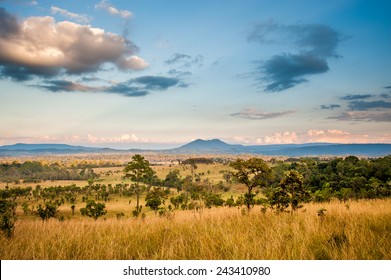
{"left": 0, "top": 0, "right": 390, "bottom": 148}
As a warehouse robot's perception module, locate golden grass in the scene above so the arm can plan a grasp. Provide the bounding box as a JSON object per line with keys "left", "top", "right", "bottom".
{"left": 1, "top": 199, "right": 390, "bottom": 260}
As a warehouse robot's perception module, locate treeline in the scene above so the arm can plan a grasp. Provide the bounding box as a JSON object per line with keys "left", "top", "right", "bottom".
{"left": 270, "top": 155, "right": 391, "bottom": 201}
{"left": 0, "top": 161, "right": 99, "bottom": 183}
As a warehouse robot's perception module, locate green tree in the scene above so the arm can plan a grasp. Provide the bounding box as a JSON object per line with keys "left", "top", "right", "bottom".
{"left": 164, "top": 169, "right": 182, "bottom": 191}
{"left": 230, "top": 158, "right": 272, "bottom": 210}
{"left": 145, "top": 187, "right": 170, "bottom": 215}
{"left": 123, "top": 154, "right": 155, "bottom": 215}
{"left": 80, "top": 200, "right": 106, "bottom": 220}
{"left": 35, "top": 201, "right": 59, "bottom": 221}
{"left": 0, "top": 199, "right": 17, "bottom": 238}
{"left": 269, "top": 170, "right": 309, "bottom": 213}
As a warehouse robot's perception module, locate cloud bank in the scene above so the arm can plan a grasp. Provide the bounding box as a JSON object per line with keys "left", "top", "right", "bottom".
{"left": 0, "top": 8, "right": 147, "bottom": 81}
{"left": 254, "top": 129, "right": 387, "bottom": 144}
{"left": 248, "top": 20, "right": 345, "bottom": 92}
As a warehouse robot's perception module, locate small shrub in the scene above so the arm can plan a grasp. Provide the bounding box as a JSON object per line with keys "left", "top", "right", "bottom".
{"left": 80, "top": 200, "right": 106, "bottom": 220}
{"left": 317, "top": 208, "right": 327, "bottom": 218}
{"left": 0, "top": 199, "right": 17, "bottom": 238}
{"left": 116, "top": 212, "right": 125, "bottom": 220}
{"left": 35, "top": 202, "right": 59, "bottom": 221}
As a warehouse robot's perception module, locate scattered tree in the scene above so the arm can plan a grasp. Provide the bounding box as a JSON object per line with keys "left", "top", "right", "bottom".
{"left": 268, "top": 170, "right": 309, "bottom": 213}
{"left": 145, "top": 187, "right": 170, "bottom": 215}
{"left": 80, "top": 200, "right": 107, "bottom": 220}
{"left": 0, "top": 199, "right": 17, "bottom": 238}
{"left": 123, "top": 154, "right": 155, "bottom": 215}
{"left": 35, "top": 201, "right": 59, "bottom": 221}
{"left": 230, "top": 158, "right": 272, "bottom": 210}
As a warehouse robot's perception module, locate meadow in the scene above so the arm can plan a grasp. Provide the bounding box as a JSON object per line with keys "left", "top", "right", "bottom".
{"left": 1, "top": 154, "right": 390, "bottom": 260}
{"left": 1, "top": 200, "right": 390, "bottom": 260}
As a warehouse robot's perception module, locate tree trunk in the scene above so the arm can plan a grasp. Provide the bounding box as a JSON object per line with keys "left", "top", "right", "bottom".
{"left": 136, "top": 186, "right": 140, "bottom": 211}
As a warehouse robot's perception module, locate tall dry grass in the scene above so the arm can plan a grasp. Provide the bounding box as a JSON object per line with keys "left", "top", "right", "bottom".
{"left": 1, "top": 199, "right": 390, "bottom": 260}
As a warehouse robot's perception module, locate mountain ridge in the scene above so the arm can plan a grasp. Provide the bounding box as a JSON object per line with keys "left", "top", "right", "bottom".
{"left": 0, "top": 139, "right": 391, "bottom": 157}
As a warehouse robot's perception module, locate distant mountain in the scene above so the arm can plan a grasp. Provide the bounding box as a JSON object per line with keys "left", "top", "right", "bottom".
{"left": 169, "top": 139, "right": 391, "bottom": 157}
{"left": 0, "top": 140, "right": 390, "bottom": 157}
{"left": 0, "top": 143, "right": 112, "bottom": 156}
{"left": 170, "top": 139, "right": 244, "bottom": 154}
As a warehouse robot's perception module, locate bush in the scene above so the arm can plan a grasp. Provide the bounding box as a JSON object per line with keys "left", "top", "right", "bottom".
{"left": 80, "top": 200, "right": 106, "bottom": 220}
{"left": 35, "top": 202, "right": 59, "bottom": 221}
{"left": 0, "top": 199, "right": 17, "bottom": 238}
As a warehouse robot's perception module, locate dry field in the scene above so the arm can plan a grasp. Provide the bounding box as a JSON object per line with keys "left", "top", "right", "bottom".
{"left": 1, "top": 199, "right": 390, "bottom": 260}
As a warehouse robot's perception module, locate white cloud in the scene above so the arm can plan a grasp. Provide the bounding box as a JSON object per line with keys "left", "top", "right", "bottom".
{"left": 51, "top": 6, "right": 90, "bottom": 24}
{"left": 117, "top": 55, "right": 149, "bottom": 71}
{"left": 95, "top": 0, "right": 133, "bottom": 19}
{"left": 256, "top": 132, "right": 298, "bottom": 144}
{"left": 87, "top": 134, "right": 148, "bottom": 144}
{"left": 254, "top": 129, "right": 385, "bottom": 144}
{"left": 0, "top": 10, "right": 147, "bottom": 80}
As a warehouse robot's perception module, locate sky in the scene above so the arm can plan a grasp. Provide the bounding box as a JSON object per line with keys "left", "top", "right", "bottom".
{"left": 0, "top": 0, "right": 390, "bottom": 149}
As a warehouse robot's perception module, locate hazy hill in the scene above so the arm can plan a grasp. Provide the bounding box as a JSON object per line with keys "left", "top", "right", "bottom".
{"left": 0, "top": 140, "right": 390, "bottom": 157}
{"left": 0, "top": 143, "right": 108, "bottom": 156}
{"left": 170, "top": 139, "right": 244, "bottom": 154}
{"left": 170, "top": 139, "right": 391, "bottom": 157}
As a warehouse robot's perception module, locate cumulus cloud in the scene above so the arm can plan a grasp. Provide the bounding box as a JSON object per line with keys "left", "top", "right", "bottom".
{"left": 255, "top": 129, "right": 380, "bottom": 144}
{"left": 248, "top": 20, "right": 345, "bottom": 92}
{"left": 87, "top": 133, "right": 147, "bottom": 144}
{"left": 37, "top": 75, "right": 186, "bottom": 97}
{"left": 95, "top": 0, "right": 132, "bottom": 19}
{"left": 51, "top": 6, "right": 90, "bottom": 24}
{"left": 0, "top": 8, "right": 147, "bottom": 81}
{"left": 231, "top": 107, "right": 295, "bottom": 120}
{"left": 320, "top": 104, "right": 341, "bottom": 110}
{"left": 256, "top": 132, "right": 298, "bottom": 144}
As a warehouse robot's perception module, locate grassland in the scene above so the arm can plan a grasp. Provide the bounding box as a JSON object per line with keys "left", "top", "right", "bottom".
{"left": 1, "top": 199, "right": 390, "bottom": 260}
{"left": 1, "top": 156, "right": 390, "bottom": 260}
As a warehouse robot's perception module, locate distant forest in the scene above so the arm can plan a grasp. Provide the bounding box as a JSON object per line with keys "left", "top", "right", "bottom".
{"left": 1, "top": 156, "right": 390, "bottom": 202}
{"left": 0, "top": 161, "right": 99, "bottom": 183}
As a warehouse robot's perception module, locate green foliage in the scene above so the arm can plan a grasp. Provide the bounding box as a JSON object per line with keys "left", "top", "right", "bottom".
{"left": 182, "top": 158, "right": 214, "bottom": 165}
{"left": 123, "top": 154, "right": 155, "bottom": 184}
{"left": 230, "top": 158, "right": 272, "bottom": 210}
{"left": 80, "top": 200, "right": 106, "bottom": 220}
{"left": 225, "top": 196, "right": 235, "bottom": 207}
{"left": 22, "top": 202, "right": 30, "bottom": 215}
{"left": 170, "top": 193, "right": 189, "bottom": 209}
{"left": 132, "top": 206, "right": 142, "bottom": 218}
{"left": 145, "top": 187, "right": 170, "bottom": 214}
{"left": 164, "top": 169, "right": 182, "bottom": 191}
{"left": 203, "top": 193, "right": 225, "bottom": 208}
{"left": 123, "top": 154, "right": 156, "bottom": 212}
{"left": 35, "top": 202, "right": 59, "bottom": 221}
{"left": 0, "top": 199, "right": 17, "bottom": 238}
{"left": 268, "top": 170, "right": 310, "bottom": 213}
{"left": 0, "top": 161, "right": 99, "bottom": 182}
